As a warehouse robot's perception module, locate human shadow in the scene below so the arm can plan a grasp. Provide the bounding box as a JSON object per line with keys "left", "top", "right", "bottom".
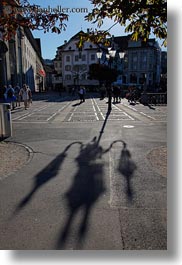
{"left": 118, "top": 142, "right": 137, "bottom": 201}
{"left": 147, "top": 104, "right": 156, "bottom": 110}
{"left": 72, "top": 102, "right": 82, "bottom": 107}
{"left": 56, "top": 137, "right": 106, "bottom": 249}
{"left": 14, "top": 142, "right": 82, "bottom": 214}
{"left": 105, "top": 140, "right": 137, "bottom": 201}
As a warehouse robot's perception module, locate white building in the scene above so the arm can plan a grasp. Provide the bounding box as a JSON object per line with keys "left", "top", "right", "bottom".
{"left": 23, "top": 28, "right": 45, "bottom": 92}
{"left": 0, "top": 26, "right": 45, "bottom": 92}
{"left": 53, "top": 31, "right": 100, "bottom": 91}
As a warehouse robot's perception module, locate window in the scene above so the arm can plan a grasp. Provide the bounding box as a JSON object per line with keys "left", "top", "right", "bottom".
{"left": 133, "top": 56, "right": 137, "bottom": 62}
{"left": 82, "top": 54, "right": 86, "bottom": 61}
{"left": 73, "top": 65, "right": 79, "bottom": 72}
{"left": 75, "top": 55, "right": 79, "bottom": 62}
{"left": 91, "top": 54, "right": 95, "bottom": 61}
{"left": 66, "top": 56, "right": 70, "bottom": 62}
{"left": 65, "top": 65, "right": 71, "bottom": 71}
{"left": 65, "top": 75, "right": 71, "bottom": 80}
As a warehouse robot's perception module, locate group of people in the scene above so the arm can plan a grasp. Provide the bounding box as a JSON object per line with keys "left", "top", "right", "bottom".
{"left": 99, "top": 84, "right": 141, "bottom": 105}
{"left": 0, "top": 84, "right": 32, "bottom": 110}
{"left": 99, "top": 84, "right": 122, "bottom": 103}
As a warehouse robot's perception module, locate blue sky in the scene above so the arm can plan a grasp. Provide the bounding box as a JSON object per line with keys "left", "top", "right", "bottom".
{"left": 29, "top": 0, "right": 166, "bottom": 59}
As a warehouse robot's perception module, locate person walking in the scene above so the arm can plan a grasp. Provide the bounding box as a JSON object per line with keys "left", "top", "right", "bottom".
{"left": 14, "top": 84, "right": 21, "bottom": 107}
{"left": 27, "top": 85, "right": 32, "bottom": 107}
{"left": 6, "top": 85, "right": 16, "bottom": 110}
{"left": 19, "top": 84, "right": 30, "bottom": 110}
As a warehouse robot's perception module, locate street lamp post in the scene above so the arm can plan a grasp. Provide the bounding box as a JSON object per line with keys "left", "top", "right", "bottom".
{"left": 96, "top": 46, "right": 125, "bottom": 112}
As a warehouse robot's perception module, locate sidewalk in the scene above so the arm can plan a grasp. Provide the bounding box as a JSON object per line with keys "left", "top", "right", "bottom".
{"left": 0, "top": 141, "right": 32, "bottom": 179}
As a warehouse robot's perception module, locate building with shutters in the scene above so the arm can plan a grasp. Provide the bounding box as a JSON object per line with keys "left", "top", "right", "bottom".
{"left": 52, "top": 31, "right": 100, "bottom": 91}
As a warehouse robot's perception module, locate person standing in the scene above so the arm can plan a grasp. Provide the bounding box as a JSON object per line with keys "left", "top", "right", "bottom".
{"left": 19, "top": 84, "right": 30, "bottom": 110}
{"left": 78, "top": 87, "right": 85, "bottom": 103}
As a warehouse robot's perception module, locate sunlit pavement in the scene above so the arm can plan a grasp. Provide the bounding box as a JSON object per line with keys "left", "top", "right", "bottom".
{"left": 0, "top": 92, "right": 167, "bottom": 250}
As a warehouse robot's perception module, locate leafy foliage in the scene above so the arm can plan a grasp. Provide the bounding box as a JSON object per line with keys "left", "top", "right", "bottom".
{"left": 76, "top": 29, "right": 111, "bottom": 49}
{"left": 0, "top": 0, "right": 68, "bottom": 40}
{"left": 88, "top": 63, "right": 118, "bottom": 84}
{"left": 85, "top": 0, "right": 167, "bottom": 46}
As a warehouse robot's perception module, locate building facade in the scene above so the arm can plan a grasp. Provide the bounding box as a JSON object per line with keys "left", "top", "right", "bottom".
{"left": 0, "top": 25, "right": 45, "bottom": 92}
{"left": 123, "top": 39, "right": 161, "bottom": 91}
{"left": 52, "top": 31, "right": 100, "bottom": 91}
{"left": 53, "top": 33, "right": 162, "bottom": 92}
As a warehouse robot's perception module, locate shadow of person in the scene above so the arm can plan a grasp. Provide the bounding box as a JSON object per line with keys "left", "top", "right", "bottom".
{"left": 104, "top": 140, "right": 137, "bottom": 202}
{"left": 148, "top": 104, "right": 156, "bottom": 110}
{"left": 72, "top": 102, "right": 82, "bottom": 107}
{"left": 117, "top": 142, "right": 137, "bottom": 201}
{"left": 56, "top": 137, "right": 106, "bottom": 249}
{"left": 14, "top": 142, "right": 82, "bottom": 214}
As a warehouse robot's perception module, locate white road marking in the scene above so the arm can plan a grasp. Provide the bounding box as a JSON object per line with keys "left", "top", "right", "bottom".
{"left": 113, "top": 104, "right": 134, "bottom": 120}
{"left": 91, "top": 99, "right": 99, "bottom": 120}
{"left": 46, "top": 103, "right": 70, "bottom": 121}
{"left": 140, "top": 112, "right": 156, "bottom": 120}
{"left": 68, "top": 106, "right": 78, "bottom": 121}
{"left": 123, "top": 125, "right": 135, "bottom": 128}
{"left": 93, "top": 98, "right": 105, "bottom": 120}
{"left": 12, "top": 105, "right": 49, "bottom": 120}
{"left": 121, "top": 103, "right": 138, "bottom": 112}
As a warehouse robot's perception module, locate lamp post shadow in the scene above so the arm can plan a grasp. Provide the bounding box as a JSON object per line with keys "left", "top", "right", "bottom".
{"left": 56, "top": 137, "right": 106, "bottom": 249}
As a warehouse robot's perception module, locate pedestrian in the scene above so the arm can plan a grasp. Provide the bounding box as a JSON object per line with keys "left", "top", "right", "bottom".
{"left": 19, "top": 84, "right": 30, "bottom": 110}
{"left": 6, "top": 85, "right": 16, "bottom": 110}
{"left": 71, "top": 87, "right": 76, "bottom": 96}
{"left": 78, "top": 86, "right": 86, "bottom": 103}
{"left": 27, "top": 86, "right": 32, "bottom": 107}
{"left": 14, "top": 84, "right": 21, "bottom": 107}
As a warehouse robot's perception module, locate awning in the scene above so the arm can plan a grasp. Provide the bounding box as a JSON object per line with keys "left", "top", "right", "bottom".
{"left": 39, "top": 69, "right": 46, "bottom": 77}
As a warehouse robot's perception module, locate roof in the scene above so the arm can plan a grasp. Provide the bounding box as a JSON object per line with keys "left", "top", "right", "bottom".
{"left": 113, "top": 35, "right": 131, "bottom": 51}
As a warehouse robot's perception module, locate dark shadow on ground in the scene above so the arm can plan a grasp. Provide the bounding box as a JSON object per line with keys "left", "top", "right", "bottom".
{"left": 147, "top": 104, "right": 156, "bottom": 110}
{"left": 56, "top": 137, "right": 107, "bottom": 249}
{"left": 14, "top": 142, "right": 82, "bottom": 214}
{"left": 72, "top": 102, "right": 83, "bottom": 107}
{"left": 31, "top": 92, "right": 101, "bottom": 103}
{"left": 105, "top": 140, "right": 137, "bottom": 201}
{"left": 56, "top": 111, "right": 112, "bottom": 249}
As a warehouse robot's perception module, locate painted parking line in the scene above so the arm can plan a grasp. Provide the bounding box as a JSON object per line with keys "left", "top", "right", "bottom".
{"left": 68, "top": 107, "right": 78, "bottom": 121}
{"left": 91, "top": 99, "right": 99, "bottom": 121}
{"left": 46, "top": 102, "right": 71, "bottom": 121}
{"left": 12, "top": 105, "right": 49, "bottom": 121}
{"left": 112, "top": 104, "right": 135, "bottom": 121}
{"left": 92, "top": 98, "right": 105, "bottom": 120}
{"left": 139, "top": 112, "right": 156, "bottom": 120}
